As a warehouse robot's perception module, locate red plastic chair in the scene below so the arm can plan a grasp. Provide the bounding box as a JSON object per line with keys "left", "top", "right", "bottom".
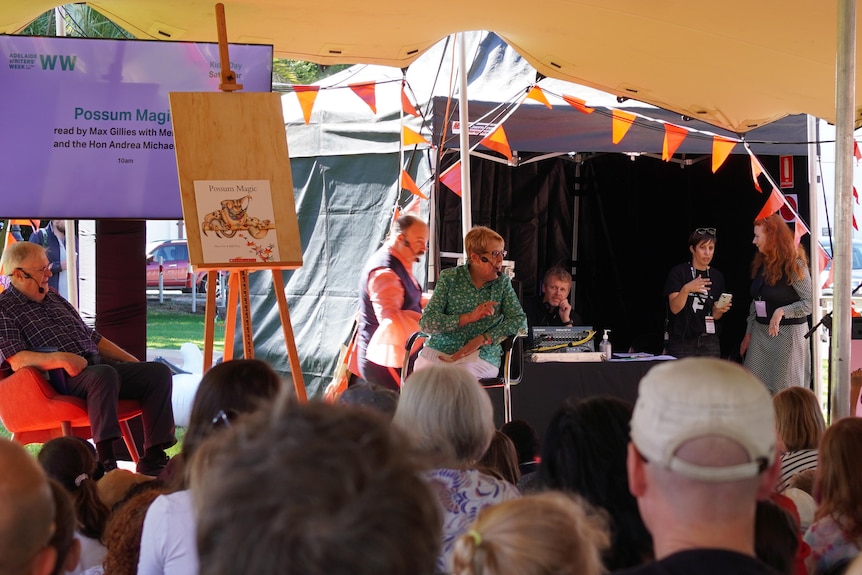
{"left": 0, "top": 366, "right": 143, "bottom": 462}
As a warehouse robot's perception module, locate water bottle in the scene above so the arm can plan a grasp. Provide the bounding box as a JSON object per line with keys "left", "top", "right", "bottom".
{"left": 599, "top": 329, "right": 612, "bottom": 361}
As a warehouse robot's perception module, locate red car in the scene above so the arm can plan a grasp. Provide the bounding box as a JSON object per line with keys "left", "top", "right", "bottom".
{"left": 146, "top": 239, "right": 211, "bottom": 292}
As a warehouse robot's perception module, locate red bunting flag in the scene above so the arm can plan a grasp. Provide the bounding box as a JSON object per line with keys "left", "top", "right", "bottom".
{"left": 855, "top": 214, "right": 859, "bottom": 231}
{"left": 440, "top": 162, "right": 462, "bottom": 197}
{"left": 855, "top": 140, "right": 861, "bottom": 161}
{"left": 612, "top": 110, "right": 636, "bottom": 144}
{"left": 712, "top": 136, "right": 737, "bottom": 173}
{"left": 755, "top": 188, "right": 785, "bottom": 221}
{"left": 855, "top": 186, "right": 859, "bottom": 204}
{"left": 403, "top": 126, "right": 429, "bottom": 146}
{"left": 562, "top": 95, "right": 594, "bottom": 114}
{"left": 293, "top": 86, "right": 320, "bottom": 125}
{"left": 526, "top": 86, "right": 552, "bottom": 109}
{"left": 480, "top": 125, "right": 513, "bottom": 162}
{"left": 818, "top": 244, "right": 833, "bottom": 289}
{"left": 349, "top": 82, "right": 377, "bottom": 114}
{"left": 662, "top": 124, "right": 688, "bottom": 161}
{"left": 749, "top": 154, "right": 764, "bottom": 192}
{"left": 401, "top": 170, "right": 428, "bottom": 200}
{"left": 401, "top": 84, "right": 420, "bottom": 117}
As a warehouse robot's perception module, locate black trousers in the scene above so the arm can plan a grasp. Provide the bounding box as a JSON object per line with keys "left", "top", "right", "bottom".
{"left": 65, "top": 360, "right": 175, "bottom": 451}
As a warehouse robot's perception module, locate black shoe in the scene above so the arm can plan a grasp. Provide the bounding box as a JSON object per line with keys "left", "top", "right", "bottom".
{"left": 95, "top": 458, "right": 117, "bottom": 481}
{"left": 136, "top": 450, "right": 169, "bottom": 477}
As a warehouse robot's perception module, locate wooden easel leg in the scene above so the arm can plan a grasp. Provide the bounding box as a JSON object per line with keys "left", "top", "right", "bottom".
{"left": 272, "top": 270, "right": 307, "bottom": 401}
{"left": 238, "top": 271, "right": 254, "bottom": 359}
{"left": 222, "top": 271, "right": 240, "bottom": 362}
{"left": 203, "top": 270, "right": 218, "bottom": 372}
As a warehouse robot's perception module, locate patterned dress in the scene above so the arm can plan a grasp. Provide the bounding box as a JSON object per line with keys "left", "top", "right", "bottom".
{"left": 744, "top": 260, "right": 812, "bottom": 393}
{"left": 425, "top": 467, "right": 520, "bottom": 574}
{"left": 804, "top": 514, "right": 862, "bottom": 575}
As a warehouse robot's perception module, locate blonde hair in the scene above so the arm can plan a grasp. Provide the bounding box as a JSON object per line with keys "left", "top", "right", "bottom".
{"left": 464, "top": 226, "right": 504, "bottom": 257}
{"left": 1, "top": 242, "right": 44, "bottom": 275}
{"left": 393, "top": 364, "right": 494, "bottom": 464}
{"left": 450, "top": 492, "right": 609, "bottom": 575}
{"left": 773, "top": 387, "right": 825, "bottom": 452}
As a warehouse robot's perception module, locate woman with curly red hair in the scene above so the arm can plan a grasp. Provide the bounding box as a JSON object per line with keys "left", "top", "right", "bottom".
{"left": 740, "top": 213, "right": 812, "bottom": 393}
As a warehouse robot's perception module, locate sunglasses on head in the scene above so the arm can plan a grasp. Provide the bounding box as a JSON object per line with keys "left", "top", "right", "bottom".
{"left": 695, "top": 227, "right": 716, "bottom": 236}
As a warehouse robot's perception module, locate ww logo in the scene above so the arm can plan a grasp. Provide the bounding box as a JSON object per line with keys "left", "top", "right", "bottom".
{"left": 39, "top": 54, "right": 77, "bottom": 71}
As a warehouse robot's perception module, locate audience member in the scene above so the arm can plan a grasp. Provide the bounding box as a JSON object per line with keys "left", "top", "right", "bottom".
{"left": 477, "top": 430, "right": 521, "bottom": 485}
{"left": 755, "top": 498, "right": 803, "bottom": 575}
{"left": 97, "top": 469, "right": 153, "bottom": 511}
{"left": 0, "top": 438, "right": 56, "bottom": 575}
{"left": 354, "top": 214, "right": 429, "bottom": 390}
{"left": 47, "top": 479, "right": 81, "bottom": 575}
{"left": 773, "top": 386, "right": 825, "bottom": 491}
{"left": 616, "top": 358, "right": 781, "bottom": 575}
{"left": 538, "top": 396, "right": 652, "bottom": 570}
{"left": 193, "top": 400, "right": 441, "bottom": 575}
{"left": 415, "top": 226, "right": 527, "bottom": 380}
{"left": 0, "top": 242, "right": 176, "bottom": 475}
{"left": 338, "top": 381, "right": 399, "bottom": 419}
{"left": 393, "top": 364, "right": 520, "bottom": 573}
{"left": 37, "top": 436, "right": 109, "bottom": 574}
{"left": 450, "top": 492, "right": 609, "bottom": 575}
{"left": 804, "top": 417, "right": 862, "bottom": 575}
{"left": 525, "top": 266, "right": 582, "bottom": 328}
{"left": 500, "top": 418, "right": 540, "bottom": 477}
{"left": 788, "top": 468, "right": 816, "bottom": 496}
{"left": 139, "top": 358, "right": 281, "bottom": 575}
{"left": 85, "top": 486, "right": 170, "bottom": 575}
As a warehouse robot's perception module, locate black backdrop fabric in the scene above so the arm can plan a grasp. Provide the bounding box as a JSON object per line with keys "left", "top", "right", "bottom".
{"left": 435, "top": 152, "right": 811, "bottom": 358}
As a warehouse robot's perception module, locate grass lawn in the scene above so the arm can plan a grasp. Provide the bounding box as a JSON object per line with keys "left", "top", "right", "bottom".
{"left": 147, "top": 307, "right": 225, "bottom": 351}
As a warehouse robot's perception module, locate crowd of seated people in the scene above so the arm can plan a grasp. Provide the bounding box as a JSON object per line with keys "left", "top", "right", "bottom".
{"left": 7, "top": 352, "right": 862, "bottom": 575}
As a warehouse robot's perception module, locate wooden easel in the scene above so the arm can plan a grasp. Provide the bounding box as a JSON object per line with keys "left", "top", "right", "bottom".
{"left": 171, "top": 4, "right": 306, "bottom": 401}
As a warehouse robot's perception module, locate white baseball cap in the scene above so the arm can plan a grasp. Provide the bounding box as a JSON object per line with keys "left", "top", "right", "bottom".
{"left": 630, "top": 358, "right": 775, "bottom": 482}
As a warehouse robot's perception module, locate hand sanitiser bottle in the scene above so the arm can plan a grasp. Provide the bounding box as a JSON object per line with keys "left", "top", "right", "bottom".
{"left": 600, "top": 329, "right": 612, "bottom": 360}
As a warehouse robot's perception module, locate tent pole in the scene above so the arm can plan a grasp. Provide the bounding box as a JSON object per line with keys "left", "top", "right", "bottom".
{"left": 829, "top": 0, "right": 855, "bottom": 422}
{"left": 807, "top": 116, "right": 823, "bottom": 402}
{"left": 458, "top": 33, "right": 472, "bottom": 245}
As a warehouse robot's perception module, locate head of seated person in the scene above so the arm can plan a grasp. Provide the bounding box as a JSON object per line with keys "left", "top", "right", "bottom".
{"left": 541, "top": 266, "right": 571, "bottom": 308}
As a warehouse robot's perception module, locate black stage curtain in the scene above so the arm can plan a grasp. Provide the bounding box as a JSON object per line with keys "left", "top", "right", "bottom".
{"left": 435, "top": 152, "right": 810, "bottom": 359}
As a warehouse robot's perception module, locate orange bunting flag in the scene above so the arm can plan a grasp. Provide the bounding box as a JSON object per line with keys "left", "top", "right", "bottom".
{"left": 711, "top": 136, "right": 737, "bottom": 173}
{"left": 526, "top": 86, "right": 552, "bottom": 109}
{"left": 480, "top": 125, "right": 513, "bottom": 162}
{"left": 855, "top": 140, "right": 861, "bottom": 161}
{"left": 440, "top": 162, "right": 462, "bottom": 197}
{"left": 755, "top": 188, "right": 785, "bottom": 221}
{"left": 293, "top": 86, "right": 320, "bottom": 125}
{"left": 662, "top": 124, "right": 688, "bottom": 161}
{"left": 793, "top": 218, "right": 807, "bottom": 246}
{"left": 818, "top": 245, "right": 833, "bottom": 289}
{"left": 401, "top": 85, "right": 420, "bottom": 117}
{"left": 749, "top": 154, "right": 764, "bottom": 192}
{"left": 349, "top": 82, "right": 377, "bottom": 114}
{"left": 562, "top": 94, "right": 594, "bottom": 114}
{"left": 612, "top": 110, "right": 636, "bottom": 144}
{"left": 403, "top": 126, "right": 429, "bottom": 146}
{"left": 401, "top": 170, "right": 428, "bottom": 200}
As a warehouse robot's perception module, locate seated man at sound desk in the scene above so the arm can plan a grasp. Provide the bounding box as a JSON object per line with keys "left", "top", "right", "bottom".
{"left": 525, "top": 266, "right": 582, "bottom": 330}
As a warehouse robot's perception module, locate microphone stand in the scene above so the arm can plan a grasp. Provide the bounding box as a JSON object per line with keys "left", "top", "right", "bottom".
{"left": 805, "top": 279, "right": 862, "bottom": 340}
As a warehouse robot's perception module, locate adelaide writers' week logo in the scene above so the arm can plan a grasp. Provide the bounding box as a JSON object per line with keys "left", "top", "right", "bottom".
{"left": 7, "top": 52, "right": 78, "bottom": 71}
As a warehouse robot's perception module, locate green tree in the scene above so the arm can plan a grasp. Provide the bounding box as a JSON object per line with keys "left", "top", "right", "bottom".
{"left": 272, "top": 59, "right": 350, "bottom": 85}
{"left": 20, "top": 5, "right": 131, "bottom": 38}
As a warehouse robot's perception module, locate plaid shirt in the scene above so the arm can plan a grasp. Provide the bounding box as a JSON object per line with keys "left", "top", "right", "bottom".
{"left": 0, "top": 286, "right": 101, "bottom": 364}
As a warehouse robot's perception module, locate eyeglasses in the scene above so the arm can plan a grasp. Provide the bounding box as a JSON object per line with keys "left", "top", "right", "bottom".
{"left": 211, "top": 409, "right": 238, "bottom": 429}
{"left": 18, "top": 265, "right": 51, "bottom": 275}
{"left": 695, "top": 228, "right": 716, "bottom": 236}
{"left": 482, "top": 250, "right": 507, "bottom": 259}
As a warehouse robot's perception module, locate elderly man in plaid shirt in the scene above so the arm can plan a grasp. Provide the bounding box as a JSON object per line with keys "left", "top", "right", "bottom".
{"left": 0, "top": 242, "right": 175, "bottom": 476}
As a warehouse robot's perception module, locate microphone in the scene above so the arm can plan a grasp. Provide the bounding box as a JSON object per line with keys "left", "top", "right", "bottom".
{"left": 18, "top": 269, "right": 45, "bottom": 294}
{"left": 479, "top": 256, "right": 503, "bottom": 277}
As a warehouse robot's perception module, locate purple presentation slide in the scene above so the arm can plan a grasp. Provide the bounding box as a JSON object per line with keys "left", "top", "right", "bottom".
{"left": 0, "top": 36, "right": 273, "bottom": 218}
